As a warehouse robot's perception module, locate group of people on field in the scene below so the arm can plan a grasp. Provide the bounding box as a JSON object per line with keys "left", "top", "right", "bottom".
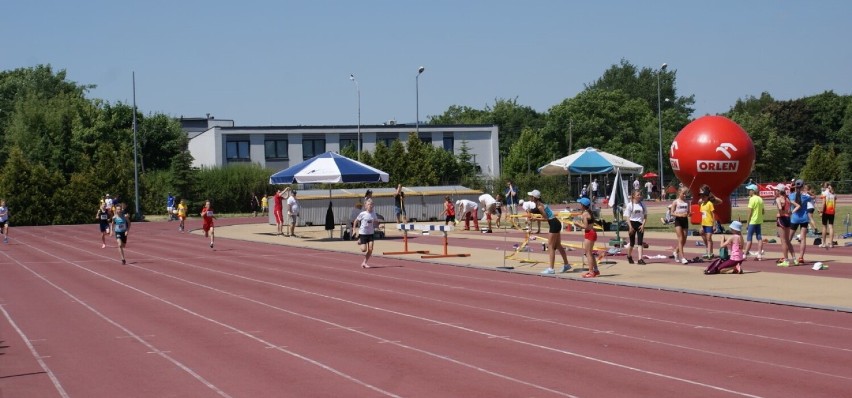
{"left": 656, "top": 180, "right": 838, "bottom": 274}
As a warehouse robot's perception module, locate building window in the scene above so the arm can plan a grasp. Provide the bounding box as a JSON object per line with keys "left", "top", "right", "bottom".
{"left": 418, "top": 132, "right": 432, "bottom": 144}
{"left": 339, "top": 134, "right": 359, "bottom": 152}
{"left": 303, "top": 138, "right": 326, "bottom": 159}
{"left": 443, "top": 136, "right": 454, "bottom": 152}
{"left": 377, "top": 133, "right": 399, "bottom": 148}
{"left": 265, "top": 139, "right": 289, "bottom": 160}
{"left": 226, "top": 140, "right": 250, "bottom": 161}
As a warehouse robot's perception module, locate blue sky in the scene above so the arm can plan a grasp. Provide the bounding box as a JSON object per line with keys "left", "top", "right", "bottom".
{"left": 3, "top": 1, "right": 850, "bottom": 126}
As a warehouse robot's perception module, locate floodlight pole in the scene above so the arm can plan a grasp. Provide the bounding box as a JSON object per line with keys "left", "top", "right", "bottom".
{"left": 132, "top": 71, "right": 142, "bottom": 221}
{"left": 657, "top": 63, "right": 668, "bottom": 196}
{"left": 349, "top": 74, "right": 361, "bottom": 160}
{"left": 416, "top": 66, "right": 425, "bottom": 133}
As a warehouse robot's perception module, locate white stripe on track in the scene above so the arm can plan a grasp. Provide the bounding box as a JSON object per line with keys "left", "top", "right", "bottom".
{"left": 0, "top": 304, "right": 70, "bottom": 398}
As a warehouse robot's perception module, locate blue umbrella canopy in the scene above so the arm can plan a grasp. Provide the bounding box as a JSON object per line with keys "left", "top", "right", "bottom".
{"left": 538, "top": 147, "right": 644, "bottom": 175}
{"left": 269, "top": 152, "right": 389, "bottom": 184}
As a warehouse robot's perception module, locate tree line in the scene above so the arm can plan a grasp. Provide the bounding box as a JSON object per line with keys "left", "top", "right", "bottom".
{"left": 0, "top": 62, "right": 849, "bottom": 225}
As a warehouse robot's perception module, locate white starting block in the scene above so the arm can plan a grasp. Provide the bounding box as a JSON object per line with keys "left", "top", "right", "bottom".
{"left": 383, "top": 223, "right": 429, "bottom": 255}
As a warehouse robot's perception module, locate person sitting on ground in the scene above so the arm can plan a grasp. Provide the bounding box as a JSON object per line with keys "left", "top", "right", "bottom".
{"left": 705, "top": 221, "right": 745, "bottom": 274}
{"left": 660, "top": 208, "right": 675, "bottom": 225}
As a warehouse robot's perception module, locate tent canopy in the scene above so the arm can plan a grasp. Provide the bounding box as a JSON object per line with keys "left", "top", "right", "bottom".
{"left": 538, "top": 147, "right": 644, "bottom": 176}
{"left": 269, "top": 151, "right": 389, "bottom": 185}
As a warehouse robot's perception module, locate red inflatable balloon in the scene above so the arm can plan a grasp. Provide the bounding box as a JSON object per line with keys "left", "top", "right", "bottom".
{"left": 670, "top": 116, "right": 755, "bottom": 223}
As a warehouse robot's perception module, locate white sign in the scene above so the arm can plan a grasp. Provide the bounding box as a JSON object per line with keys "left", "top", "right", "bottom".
{"left": 696, "top": 160, "right": 739, "bottom": 172}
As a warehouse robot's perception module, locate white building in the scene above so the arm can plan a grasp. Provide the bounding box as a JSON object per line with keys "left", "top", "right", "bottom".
{"left": 182, "top": 116, "right": 501, "bottom": 177}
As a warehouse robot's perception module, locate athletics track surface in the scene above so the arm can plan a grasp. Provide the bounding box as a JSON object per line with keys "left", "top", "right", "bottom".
{"left": 1, "top": 218, "right": 851, "bottom": 397}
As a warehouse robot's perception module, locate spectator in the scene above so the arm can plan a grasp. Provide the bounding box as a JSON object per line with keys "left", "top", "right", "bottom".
{"left": 705, "top": 221, "right": 745, "bottom": 274}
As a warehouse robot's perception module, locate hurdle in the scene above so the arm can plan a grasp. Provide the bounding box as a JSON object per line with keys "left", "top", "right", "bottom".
{"left": 420, "top": 224, "right": 471, "bottom": 259}
{"left": 383, "top": 223, "right": 430, "bottom": 255}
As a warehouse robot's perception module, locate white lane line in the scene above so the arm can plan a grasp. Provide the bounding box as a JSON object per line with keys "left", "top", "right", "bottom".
{"left": 8, "top": 235, "right": 403, "bottom": 398}
{"left": 1, "top": 305, "right": 70, "bottom": 398}
{"left": 13, "top": 225, "right": 832, "bottom": 396}
{"left": 118, "top": 250, "right": 760, "bottom": 398}
{"left": 3, "top": 244, "right": 236, "bottom": 398}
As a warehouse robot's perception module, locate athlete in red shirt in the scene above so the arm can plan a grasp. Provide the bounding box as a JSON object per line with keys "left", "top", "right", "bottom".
{"left": 201, "top": 200, "right": 215, "bottom": 248}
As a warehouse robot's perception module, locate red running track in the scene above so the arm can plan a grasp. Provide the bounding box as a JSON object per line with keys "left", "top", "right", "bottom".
{"left": 1, "top": 219, "right": 851, "bottom": 397}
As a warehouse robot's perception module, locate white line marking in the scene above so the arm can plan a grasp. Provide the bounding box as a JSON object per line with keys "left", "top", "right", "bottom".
{"left": 1, "top": 305, "right": 70, "bottom": 398}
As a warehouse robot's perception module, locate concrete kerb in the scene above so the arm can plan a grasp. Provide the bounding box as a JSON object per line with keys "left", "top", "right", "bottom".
{"left": 206, "top": 222, "right": 852, "bottom": 313}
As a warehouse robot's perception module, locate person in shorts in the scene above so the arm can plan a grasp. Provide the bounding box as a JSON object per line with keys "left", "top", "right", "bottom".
{"left": 788, "top": 179, "right": 811, "bottom": 264}
{"left": 201, "top": 200, "right": 215, "bottom": 248}
{"left": 440, "top": 196, "right": 456, "bottom": 226}
{"left": 0, "top": 199, "right": 10, "bottom": 244}
{"left": 394, "top": 184, "right": 407, "bottom": 223}
{"left": 575, "top": 197, "right": 599, "bottom": 278}
{"left": 744, "top": 184, "right": 765, "bottom": 261}
{"left": 177, "top": 199, "right": 188, "bottom": 232}
{"left": 112, "top": 204, "right": 131, "bottom": 265}
{"left": 287, "top": 191, "right": 300, "bottom": 237}
{"left": 96, "top": 203, "right": 111, "bottom": 248}
{"left": 669, "top": 187, "right": 690, "bottom": 264}
{"left": 354, "top": 200, "right": 380, "bottom": 268}
{"left": 527, "top": 189, "right": 570, "bottom": 275}
{"left": 819, "top": 183, "right": 836, "bottom": 248}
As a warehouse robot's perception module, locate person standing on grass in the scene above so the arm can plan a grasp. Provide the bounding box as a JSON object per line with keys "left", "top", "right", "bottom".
{"left": 625, "top": 190, "right": 648, "bottom": 264}
{"left": 774, "top": 183, "right": 794, "bottom": 267}
{"left": 669, "top": 187, "right": 690, "bottom": 264}
{"left": 177, "top": 199, "right": 188, "bottom": 232}
{"left": 575, "top": 197, "right": 599, "bottom": 278}
{"left": 167, "top": 192, "right": 175, "bottom": 221}
{"left": 0, "top": 199, "right": 10, "bottom": 244}
{"left": 353, "top": 200, "right": 380, "bottom": 268}
{"left": 260, "top": 194, "right": 269, "bottom": 217}
{"left": 527, "top": 189, "right": 571, "bottom": 275}
{"left": 819, "top": 183, "right": 836, "bottom": 249}
{"left": 96, "top": 203, "right": 111, "bottom": 248}
{"left": 698, "top": 188, "right": 716, "bottom": 259}
{"left": 251, "top": 192, "right": 261, "bottom": 217}
{"left": 201, "top": 200, "right": 215, "bottom": 248}
{"left": 287, "top": 190, "right": 300, "bottom": 238}
{"left": 744, "top": 184, "right": 765, "bottom": 261}
{"left": 112, "top": 204, "right": 131, "bottom": 265}
{"left": 788, "top": 179, "right": 810, "bottom": 265}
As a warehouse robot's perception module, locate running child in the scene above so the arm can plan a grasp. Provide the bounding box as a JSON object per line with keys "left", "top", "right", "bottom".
{"left": 112, "top": 204, "right": 131, "bottom": 265}
{"left": 201, "top": 200, "right": 215, "bottom": 248}
{"left": 96, "top": 203, "right": 111, "bottom": 248}
{"left": 353, "top": 200, "right": 380, "bottom": 268}
{"left": 0, "top": 199, "right": 10, "bottom": 244}
{"left": 177, "top": 199, "right": 188, "bottom": 232}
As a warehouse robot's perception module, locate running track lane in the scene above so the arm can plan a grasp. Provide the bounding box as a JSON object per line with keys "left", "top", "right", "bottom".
{"left": 0, "top": 221, "right": 850, "bottom": 397}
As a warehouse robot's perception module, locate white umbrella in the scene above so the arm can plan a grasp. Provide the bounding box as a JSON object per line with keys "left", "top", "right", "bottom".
{"left": 538, "top": 147, "right": 644, "bottom": 176}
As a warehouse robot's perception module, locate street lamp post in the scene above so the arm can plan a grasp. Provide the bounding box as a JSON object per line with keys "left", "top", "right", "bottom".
{"left": 657, "top": 62, "right": 668, "bottom": 197}
{"left": 349, "top": 74, "right": 361, "bottom": 160}
{"left": 131, "top": 71, "right": 142, "bottom": 221}
{"left": 416, "top": 66, "right": 425, "bottom": 134}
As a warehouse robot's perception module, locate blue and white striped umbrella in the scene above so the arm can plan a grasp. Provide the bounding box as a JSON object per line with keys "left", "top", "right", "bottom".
{"left": 268, "top": 151, "right": 389, "bottom": 184}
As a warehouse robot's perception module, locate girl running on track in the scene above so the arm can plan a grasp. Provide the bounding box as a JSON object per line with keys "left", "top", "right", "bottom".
{"left": 201, "top": 200, "right": 215, "bottom": 248}
{"left": 353, "top": 200, "right": 380, "bottom": 268}
{"left": 112, "top": 204, "right": 131, "bottom": 264}
{"left": 177, "top": 199, "right": 188, "bottom": 232}
{"left": 0, "top": 199, "right": 10, "bottom": 244}
{"left": 96, "top": 203, "right": 111, "bottom": 248}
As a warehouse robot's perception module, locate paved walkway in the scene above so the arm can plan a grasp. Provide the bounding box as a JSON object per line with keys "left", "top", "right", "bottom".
{"left": 210, "top": 219, "right": 852, "bottom": 312}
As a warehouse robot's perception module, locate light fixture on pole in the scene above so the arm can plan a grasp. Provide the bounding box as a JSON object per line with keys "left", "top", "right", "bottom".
{"left": 416, "top": 66, "right": 425, "bottom": 134}
{"left": 349, "top": 74, "right": 361, "bottom": 160}
{"left": 657, "top": 62, "right": 668, "bottom": 195}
